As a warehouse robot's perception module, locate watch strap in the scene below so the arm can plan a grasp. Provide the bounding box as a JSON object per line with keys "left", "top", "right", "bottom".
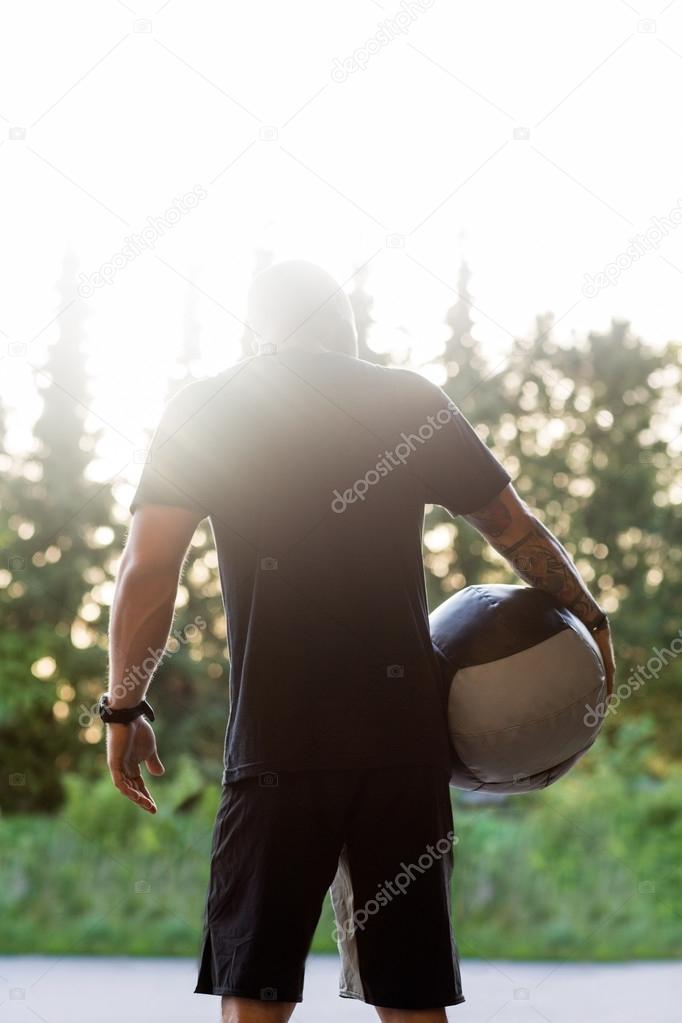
{"left": 98, "top": 694, "right": 155, "bottom": 724}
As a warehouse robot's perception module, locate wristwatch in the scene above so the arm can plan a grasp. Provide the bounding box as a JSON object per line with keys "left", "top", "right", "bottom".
{"left": 97, "top": 693, "right": 155, "bottom": 725}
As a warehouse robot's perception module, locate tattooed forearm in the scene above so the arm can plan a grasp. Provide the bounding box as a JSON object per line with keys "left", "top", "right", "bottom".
{"left": 465, "top": 495, "right": 513, "bottom": 538}
{"left": 464, "top": 486, "right": 605, "bottom": 627}
{"left": 496, "top": 519, "right": 601, "bottom": 624}
{"left": 498, "top": 526, "right": 568, "bottom": 596}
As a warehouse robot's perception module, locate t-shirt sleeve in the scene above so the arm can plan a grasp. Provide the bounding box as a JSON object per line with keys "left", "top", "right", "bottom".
{"left": 396, "top": 370, "right": 511, "bottom": 516}
{"left": 130, "top": 382, "right": 211, "bottom": 517}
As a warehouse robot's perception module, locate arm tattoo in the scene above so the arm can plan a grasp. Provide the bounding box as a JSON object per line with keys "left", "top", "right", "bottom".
{"left": 464, "top": 499, "right": 601, "bottom": 617}
{"left": 464, "top": 495, "right": 513, "bottom": 538}
{"left": 464, "top": 494, "right": 603, "bottom": 626}
{"left": 499, "top": 527, "right": 569, "bottom": 596}
{"left": 496, "top": 520, "right": 601, "bottom": 622}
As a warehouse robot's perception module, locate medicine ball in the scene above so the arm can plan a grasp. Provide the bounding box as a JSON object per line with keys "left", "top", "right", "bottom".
{"left": 429, "top": 584, "right": 606, "bottom": 793}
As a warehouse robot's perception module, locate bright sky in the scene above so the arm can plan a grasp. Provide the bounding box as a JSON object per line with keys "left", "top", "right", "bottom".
{"left": 1, "top": 0, "right": 682, "bottom": 489}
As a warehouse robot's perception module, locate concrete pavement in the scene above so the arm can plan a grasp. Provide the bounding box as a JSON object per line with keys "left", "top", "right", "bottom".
{"left": 0, "top": 955, "right": 680, "bottom": 1022}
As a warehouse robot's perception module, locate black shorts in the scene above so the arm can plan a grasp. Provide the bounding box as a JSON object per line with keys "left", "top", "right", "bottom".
{"left": 195, "top": 764, "right": 464, "bottom": 1011}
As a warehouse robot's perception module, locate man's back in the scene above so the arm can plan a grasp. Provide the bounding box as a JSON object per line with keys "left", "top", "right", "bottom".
{"left": 132, "top": 348, "right": 509, "bottom": 781}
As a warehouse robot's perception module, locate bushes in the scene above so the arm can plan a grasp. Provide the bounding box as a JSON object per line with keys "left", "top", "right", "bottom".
{"left": 1, "top": 758, "right": 218, "bottom": 956}
{"left": 3, "top": 721, "right": 682, "bottom": 958}
{"left": 452, "top": 717, "right": 682, "bottom": 960}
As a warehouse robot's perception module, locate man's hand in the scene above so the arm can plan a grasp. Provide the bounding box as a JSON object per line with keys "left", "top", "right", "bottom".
{"left": 106, "top": 718, "right": 165, "bottom": 814}
{"left": 105, "top": 505, "right": 201, "bottom": 814}
{"left": 593, "top": 624, "right": 616, "bottom": 698}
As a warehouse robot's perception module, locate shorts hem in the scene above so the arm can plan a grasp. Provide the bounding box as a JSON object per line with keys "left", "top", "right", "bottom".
{"left": 221, "top": 756, "right": 451, "bottom": 785}
{"left": 194, "top": 985, "right": 302, "bottom": 1002}
{"left": 339, "top": 988, "right": 466, "bottom": 1009}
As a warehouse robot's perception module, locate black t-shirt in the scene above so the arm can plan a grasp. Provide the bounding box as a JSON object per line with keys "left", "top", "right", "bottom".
{"left": 131, "top": 350, "right": 510, "bottom": 782}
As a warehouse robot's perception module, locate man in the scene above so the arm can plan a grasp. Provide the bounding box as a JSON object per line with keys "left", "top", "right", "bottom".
{"left": 103, "top": 261, "right": 615, "bottom": 1023}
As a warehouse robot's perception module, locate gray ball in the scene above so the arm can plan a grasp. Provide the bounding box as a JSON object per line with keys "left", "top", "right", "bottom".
{"left": 429, "top": 585, "right": 607, "bottom": 793}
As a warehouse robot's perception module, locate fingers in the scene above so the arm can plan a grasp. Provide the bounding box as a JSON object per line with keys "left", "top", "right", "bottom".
{"left": 110, "top": 768, "right": 157, "bottom": 814}
{"left": 146, "top": 750, "right": 165, "bottom": 776}
{"left": 602, "top": 658, "right": 614, "bottom": 698}
{"left": 129, "top": 774, "right": 158, "bottom": 813}
{"left": 594, "top": 630, "right": 615, "bottom": 698}
{"left": 106, "top": 721, "right": 162, "bottom": 812}
{"left": 604, "top": 644, "right": 616, "bottom": 698}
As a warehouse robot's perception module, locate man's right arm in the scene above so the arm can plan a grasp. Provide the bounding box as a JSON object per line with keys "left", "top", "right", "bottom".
{"left": 463, "top": 483, "right": 616, "bottom": 694}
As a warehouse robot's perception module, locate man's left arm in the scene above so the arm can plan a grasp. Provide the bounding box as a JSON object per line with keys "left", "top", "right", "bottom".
{"left": 106, "top": 504, "right": 202, "bottom": 813}
{"left": 463, "top": 483, "right": 616, "bottom": 695}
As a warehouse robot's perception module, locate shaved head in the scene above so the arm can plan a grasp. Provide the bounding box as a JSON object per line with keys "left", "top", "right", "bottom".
{"left": 247, "top": 260, "right": 358, "bottom": 356}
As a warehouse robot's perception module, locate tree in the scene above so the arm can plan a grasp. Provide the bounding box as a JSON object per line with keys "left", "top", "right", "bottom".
{"left": 422, "top": 261, "right": 509, "bottom": 607}
{"left": 424, "top": 293, "right": 682, "bottom": 758}
{"left": 0, "top": 253, "right": 118, "bottom": 811}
